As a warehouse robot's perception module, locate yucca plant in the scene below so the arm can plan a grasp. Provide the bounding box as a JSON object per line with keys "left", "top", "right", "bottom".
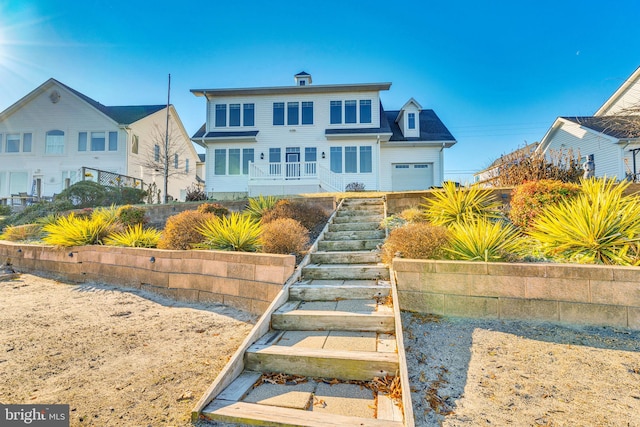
{"left": 422, "top": 181, "right": 502, "bottom": 227}
{"left": 197, "top": 212, "right": 262, "bottom": 252}
{"left": 245, "top": 195, "right": 279, "bottom": 221}
{"left": 42, "top": 213, "right": 114, "bottom": 247}
{"left": 91, "top": 205, "right": 119, "bottom": 224}
{"left": 104, "top": 224, "right": 161, "bottom": 248}
{"left": 446, "top": 218, "right": 522, "bottom": 262}
{"left": 0, "top": 224, "right": 43, "bottom": 242}
{"left": 528, "top": 178, "right": 640, "bottom": 265}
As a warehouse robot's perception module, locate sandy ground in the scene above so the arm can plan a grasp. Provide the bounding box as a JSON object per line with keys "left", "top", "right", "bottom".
{"left": 3, "top": 274, "right": 640, "bottom": 427}
{"left": 0, "top": 274, "right": 255, "bottom": 427}
{"left": 403, "top": 312, "right": 640, "bottom": 427}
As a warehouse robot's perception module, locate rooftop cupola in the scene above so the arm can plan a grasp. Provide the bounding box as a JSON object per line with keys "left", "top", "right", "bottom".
{"left": 294, "top": 71, "right": 312, "bottom": 86}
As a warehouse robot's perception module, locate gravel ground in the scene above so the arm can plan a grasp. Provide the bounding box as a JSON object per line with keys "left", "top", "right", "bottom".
{"left": 403, "top": 312, "right": 640, "bottom": 426}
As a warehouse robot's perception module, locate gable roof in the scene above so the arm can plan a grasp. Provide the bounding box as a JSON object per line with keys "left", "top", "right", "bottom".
{"left": 562, "top": 116, "right": 640, "bottom": 139}
{"left": 595, "top": 66, "right": 640, "bottom": 116}
{"left": 384, "top": 109, "right": 456, "bottom": 142}
{"left": 0, "top": 78, "right": 166, "bottom": 125}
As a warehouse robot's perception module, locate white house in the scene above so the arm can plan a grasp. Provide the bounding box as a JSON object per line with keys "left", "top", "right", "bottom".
{"left": 0, "top": 78, "right": 201, "bottom": 203}
{"left": 191, "top": 72, "right": 456, "bottom": 198}
{"left": 537, "top": 66, "right": 640, "bottom": 180}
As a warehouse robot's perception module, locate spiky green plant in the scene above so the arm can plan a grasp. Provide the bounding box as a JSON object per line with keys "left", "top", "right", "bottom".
{"left": 528, "top": 178, "right": 640, "bottom": 265}
{"left": 0, "top": 224, "right": 43, "bottom": 242}
{"left": 422, "top": 182, "right": 502, "bottom": 227}
{"left": 446, "top": 218, "right": 522, "bottom": 262}
{"left": 245, "top": 195, "right": 279, "bottom": 221}
{"left": 104, "top": 224, "right": 161, "bottom": 248}
{"left": 197, "top": 212, "right": 262, "bottom": 252}
{"left": 42, "top": 213, "right": 113, "bottom": 247}
{"left": 91, "top": 205, "right": 119, "bottom": 224}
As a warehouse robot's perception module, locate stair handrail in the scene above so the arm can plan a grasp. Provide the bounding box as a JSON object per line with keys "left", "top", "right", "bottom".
{"left": 318, "top": 165, "right": 344, "bottom": 192}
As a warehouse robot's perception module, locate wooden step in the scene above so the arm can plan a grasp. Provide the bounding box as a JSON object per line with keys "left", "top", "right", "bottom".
{"left": 318, "top": 239, "right": 383, "bottom": 251}
{"left": 289, "top": 280, "right": 390, "bottom": 301}
{"left": 311, "top": 251, "right": 381, "bottom": 265}
{"left": 245, "top": 345, "right": 398, "bottom": 381}
{"left": 302, "top": 264, "right": 389, "bottom": 280}
{"left": 328, "top": 222, "right": 381, "bottom": 232}
{"left": 332, "top": 214, "right": 383, "bottom": 224}
{"left": 323, "top": 230, "right": 386, "bottom": 241}
{"left": 271, "top": 300, "right": 394, "bottom": 332}
{"left": 202, "top": 399, "right": 403, "bottom": 427}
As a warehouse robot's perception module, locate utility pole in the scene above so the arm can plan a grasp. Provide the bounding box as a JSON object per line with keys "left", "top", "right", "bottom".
{"left": 164, "top": 73, "right": 171, "bottom": 204}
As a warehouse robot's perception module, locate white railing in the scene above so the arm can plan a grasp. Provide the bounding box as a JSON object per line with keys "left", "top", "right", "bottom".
{"left": 318, "top": 165, "right": 344, "bottom": 192}
{"left": 249, "top": 161, "right": 319, "bottom": 181}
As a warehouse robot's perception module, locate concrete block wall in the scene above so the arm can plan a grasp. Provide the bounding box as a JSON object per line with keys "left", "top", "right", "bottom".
{"left": 393, "top": 259, "right": 640, "bottom": 330}
{"left": 0, "top": 242, "right": 295, "bottom": 315}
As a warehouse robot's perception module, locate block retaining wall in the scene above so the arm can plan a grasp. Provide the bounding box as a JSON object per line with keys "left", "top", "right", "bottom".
{"left": 0, "top": 242, "right": 295, "bottom": 315}
{"left": 393, "top": 259, "right": 640, "bottom": 330}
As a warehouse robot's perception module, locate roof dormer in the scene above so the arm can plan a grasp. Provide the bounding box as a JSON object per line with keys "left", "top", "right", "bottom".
{"left": 396, "top": 98, "right": 422, "bottom": 138}
{"left": 294, "top": 71, "right": 312, "bottom": 86}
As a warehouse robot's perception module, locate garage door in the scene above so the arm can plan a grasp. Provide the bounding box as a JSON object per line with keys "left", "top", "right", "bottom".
{"left": 391, "top": 163, "right": 433, "bottom": 191}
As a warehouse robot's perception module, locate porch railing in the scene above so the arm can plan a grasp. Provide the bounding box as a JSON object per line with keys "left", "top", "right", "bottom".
{"left": 318, "top": 165, "right": 344, "bottom": 192}
{"left": 81, "top": 167, "right": 144, "bottom": 190}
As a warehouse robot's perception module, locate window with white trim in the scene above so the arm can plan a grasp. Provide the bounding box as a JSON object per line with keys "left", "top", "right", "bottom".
{"left": 5, "top": 133, "right": 31, "bottom": 153}
{"left": 408, "top": 113, "right": 416, "bottom": 129}
{"left": 45, "top": 130, "right": 65, "bottom": 154}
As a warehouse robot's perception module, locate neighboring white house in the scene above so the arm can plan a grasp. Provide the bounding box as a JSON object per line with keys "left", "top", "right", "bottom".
{"left": 536, "top": 66, "right": 640, "bottom": 180}
{"left": 191, "top": 72, "right": 456, "bottom": 198}
{"left": 0, "top": 78, "right": 201, "bottom": 202}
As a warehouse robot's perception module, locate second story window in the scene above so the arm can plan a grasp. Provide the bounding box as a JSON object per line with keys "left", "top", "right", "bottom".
{"left": 45, "top": 130, "right": 65, "bottom": 154}
{"left": 174, "top": 153, "right": 179, "bottom": 169}
{"left": 215, "top": 104, "right": 227, "bottom": 127}
{"left": 273, "top": 102, "right": 285, "bottom": 125}
{"left": 229, "top": 104, "right": 241, "bottom": 127}
{"left": 302, "top": 102, "right": 313, "bottom": 125}
{"left": 330, "top": 101, "right": 342, "bottom": 124}
{"left": 345, "top": 100, "right": 357, "bottom": 124}
{"left": 408, "top": 113, "right": 416, "bottom": 129}
{"left": 243, "top": 104, "right": 255, "bottom": 126}
{"left": 154, "top": 144, "right": 160, "bottom": 161}
{"left": 287, "top": 102, "right": 299, "bottom": 125}
{"left": 360, "top": 100, "right": 372, "bottom": 124}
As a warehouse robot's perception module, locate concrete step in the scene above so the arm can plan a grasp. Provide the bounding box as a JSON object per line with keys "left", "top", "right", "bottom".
{"left": 311, "top": 251, "right": 381, "bottom": 264}
{"left": 328, "top": 221, "right": 381, "bottom": 232}
{"left": 318, "top": 239, "right": 383, "bottom": 252}
{"left": 338, "top": 204, "right": 384, "bottom": 213}
{"left": 332, "top": 214, "right": 383, "bottom": 224}
{"left": 302, "top": 264, "right": 390, "bottom": 280}
{"left": 271, "top": 300, "right": 394, "bottom": 333}
{"left": 289, "top": 279, "right": 390, "bottom": 301}
{"left": 323, "top": 230, "right": 386, "bottom": 241}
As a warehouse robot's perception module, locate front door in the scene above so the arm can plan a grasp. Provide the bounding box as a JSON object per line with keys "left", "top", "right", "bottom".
{"left": 286, "top": 152, "right": 300, "bottom": 179}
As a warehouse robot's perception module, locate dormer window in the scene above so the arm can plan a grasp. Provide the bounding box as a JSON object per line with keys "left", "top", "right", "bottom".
{"left": 299, "top": 80, "right": 306, "bottom": 86}
{"left": 408, "top": 113, "right": 416, "bottom": 129}
{"left": 294, "top": 72, "right": 312, "bottom": 86}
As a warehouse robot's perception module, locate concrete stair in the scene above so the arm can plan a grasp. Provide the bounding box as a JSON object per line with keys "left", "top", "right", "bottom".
{"left": 198, "top": 197, "right": 409, "bottom": 426}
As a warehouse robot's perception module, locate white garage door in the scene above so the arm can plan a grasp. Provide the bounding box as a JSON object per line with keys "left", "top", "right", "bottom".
{"left": 391, "top": 163, "right": 434, "bottom": 191}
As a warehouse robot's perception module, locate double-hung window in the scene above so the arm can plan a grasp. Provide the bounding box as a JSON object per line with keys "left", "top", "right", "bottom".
{"left": 242, "top": 148, "right": 254, "bottom": 174}
{"left": 215, "top": 104, "right": 227, "bottom": 127}
{"left": 273, "top": 102, "right": 285, "bottom": 125}
{"left": 91, "top": 132, "right": 105, "bottom": 151}
{"left": 214, "top": 149, "right": 226, "bottom": 175}
{"left": 330, "top": 101, "right": 342, "bottom": 124}
{"left": 330, "top": 147, "right": 342, "bottom": 173}
{"left": 408, "top": 113, "right": 416, "bottom": 129}
{"left": 345, "top": 100, "right": 357, "bottom": 124}
{"left": 345, "top": 146, "right": 357, "bottom": 173}
{"left": 229, "top": 149, "right": 241, "bottom": 175}
{"left": 287, "top": 102, "right": 299, "bottom": 125}
{"left": 302, "top": 101, "right": 313, "bottom": 124}
{"left": 360, "top": 100, "right": 372, "bottom": 123}
{"left": 45, "top": 130, "right": 65, "bottom": 154}
{"left": 6, "top": 134, "right": 20, "bottom": 152}
{"left": 243, "top": 104, "right": 255, "bottom": 126}
{"left": 360, "top": 146, "right": 372, "bottom": 173}
{"left": 229, "top": 104, "right": 241, "bottom": 127}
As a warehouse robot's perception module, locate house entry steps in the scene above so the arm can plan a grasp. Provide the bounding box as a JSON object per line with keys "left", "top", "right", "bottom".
{"left": 196, "top": 197, "right": 413, "bottom": 426}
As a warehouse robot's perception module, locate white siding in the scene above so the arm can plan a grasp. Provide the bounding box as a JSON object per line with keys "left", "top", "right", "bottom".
{"left": 0, "top": 82, "right": 125, "bottom": 198}
{"left": 597, "top": 78, "right": 640, "bottom": 116}
{"left": 543, "top": 121, "right": 623, "bottom": 179}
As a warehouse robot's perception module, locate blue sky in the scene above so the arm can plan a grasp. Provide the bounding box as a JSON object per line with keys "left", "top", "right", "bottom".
{"left": 1, "top": 0, "right": 639, "bottom": 182}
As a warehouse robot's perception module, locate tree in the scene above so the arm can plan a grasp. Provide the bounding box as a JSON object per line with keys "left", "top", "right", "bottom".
{"left": 136, "top": 122, "right": 189, "bottom": 203}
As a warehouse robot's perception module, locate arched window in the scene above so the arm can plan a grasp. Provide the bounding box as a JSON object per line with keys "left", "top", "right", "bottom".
{"left": 46, "top": 130, "right": 65, "bottom": 154}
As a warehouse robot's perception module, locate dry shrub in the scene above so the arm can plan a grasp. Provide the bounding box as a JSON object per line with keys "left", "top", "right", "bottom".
{"left": 262, "top": 199, "right": 328, "bottom": 234}
{"left": 157, "top": 210, "right": 212, "bottom": 250}
{"left": 509, "top": 180, "right": 581, "bottom": 229}
{"left": 261, "top": 218, "right": 309, "bottom": 256}
{"left": 197, "top": 202, "right": 229, "bottom": 217}
{"left": 399, "top": 207, "right": 427, "bottom": 223}
{"left": 1, "top": 224, "right": 43, "bottom": 241}
{"left": 381, "top": 222, "right": 450, "bottom": 264}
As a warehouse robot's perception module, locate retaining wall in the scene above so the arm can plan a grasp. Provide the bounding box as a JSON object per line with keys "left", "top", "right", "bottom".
{"left": 0, "top": 242, "right": 295, "bottom": 315}
{"left": 393, "top": 259, "right": 640, "bottom": 330}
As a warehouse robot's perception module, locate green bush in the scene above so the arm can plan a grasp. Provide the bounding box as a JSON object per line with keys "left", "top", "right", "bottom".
{"left": 0, "top": 205, "right": 11, "bottom": 216}
{"left": 42, "top": 212, "right": 115, "bottom": 247}
{"left": 381, "top": 222, "right": 450, "bottom": 264}
{"left": 197, "top": 212, "right": 262, "bottom": 252}
{"left": 117, "top": 205, "right": 148, "bottom": 227}
{"left": 157, "top": 210, "right": 212, "bottom": 250}
{"left": 104, "top": 224, "right": 161, "bottom": 248}
{"left": 197, "top": 202, "right": 229, "bottom": 217}
{"left": 509, "top": 180, "right": 581, "bottom": 229}
{"left": 55, "top": 181, "right": 146, "bottom": 208}
{"left": 422, "top": 181, "right": 502, "bottom": 227}
{"left": 528, "top": 178, "right": 640, "bottom": 265}
{"left": 261, "top": 218, "right": 309, "bottom": 256}
{"left": 446, "top": 218, "right": 522, "bottom": 262}
{"left": 0, "top": 199, "right": 74, "bottom": 229}
{"left": 245, "top": 195, "right": 279, "bottom": 221}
